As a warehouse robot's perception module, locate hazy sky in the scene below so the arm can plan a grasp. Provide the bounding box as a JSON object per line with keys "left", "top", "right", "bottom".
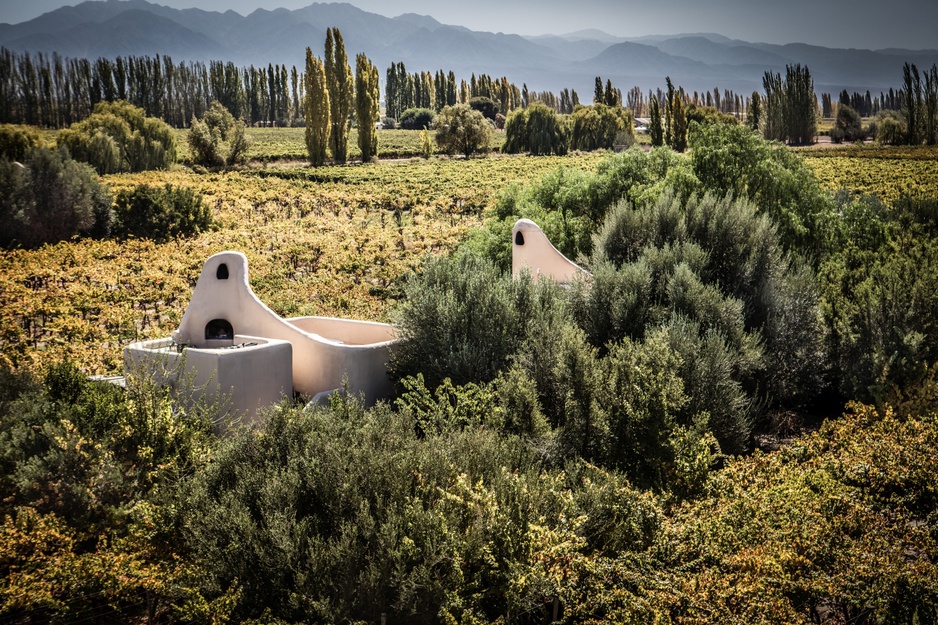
{"left": 2, "top": 0, "right": 937, "bottom": 50}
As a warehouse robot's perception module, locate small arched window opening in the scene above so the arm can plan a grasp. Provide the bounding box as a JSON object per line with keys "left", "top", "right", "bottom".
{"left": 515, "top": 231, "right": 525, "bottom": 246}
{"left": 216, "top": 263, "right": 229, "bottom": 280}
{"left": 205, "top": 319, "right": 233, "bottom": 340}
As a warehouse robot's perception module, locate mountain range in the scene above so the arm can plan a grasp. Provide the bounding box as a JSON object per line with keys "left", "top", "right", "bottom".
{"left": 3, "top": 0, "right": 937, "bottom": 98}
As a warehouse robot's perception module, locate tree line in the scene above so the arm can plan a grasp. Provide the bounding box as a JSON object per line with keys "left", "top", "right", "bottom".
{"left": 0, "top": 46, "right": 583, "bottom": 131}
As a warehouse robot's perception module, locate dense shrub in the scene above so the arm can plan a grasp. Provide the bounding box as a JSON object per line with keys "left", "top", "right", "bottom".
{"left": 502, "top": 102, "right": 569, "bottom": 156}
{"left": 434, "top": 104, "right": 493, "bottom": 159}
{"left": 0, "top": 361, "right": 218, "bottom": 618}
{"left": 830, "top": 103, "right": 866, "bottom": 143}
{"left": 179, "top": 393, "right": 662, "bottom": 622}
{"left": 689, "top": 122, "right": 834, "bottom": 260}
{"left": 112, "top": 184, "right": 213, "bottom": 242}
{"left": 0, "top": 147, "right": 112, "bottom": 248}
{"left": 390, "top": 250, "right": 554, "bottom": 390}
{"left": 463, "top": 147, "right": 699, "bottom": 272}
{"left": 57, "top": 100, "right": 176, "bottom": 174}
{"left": 581, "top": 191, "right": 828, "bottom": 447}
{"left": 685, "top": 103, "right": 739, "bottom": 127}
{"left": 569, "top": 103, "right": 633, "bottom": 152}
{"left": 187, "top": 101, "right": 250, "bottom": 167}
{"left": 873, "top": 109, "right": 907, "bottom": 145}
{"left": 468, "top": 96, "right": 499, "bottom": 120}
{"left": 0, "top": 124, "right": 42, "bottom": 161}
{"left": 398, "top": 107, "right": 436, "bottom": 130}
{"left": 821, "top": 194, "right": 938, "bottom": 401}
{"left": 657, "top": 397, "right": 938, "bottom": 623}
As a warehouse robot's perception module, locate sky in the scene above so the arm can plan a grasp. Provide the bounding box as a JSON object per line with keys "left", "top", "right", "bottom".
{"left": 2, "top": 0, "right": 937, "bottom": 50}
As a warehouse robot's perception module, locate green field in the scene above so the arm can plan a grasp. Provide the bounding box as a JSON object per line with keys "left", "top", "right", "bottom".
{"left": 172, "top": 126, "right": 508, "bottom": 163}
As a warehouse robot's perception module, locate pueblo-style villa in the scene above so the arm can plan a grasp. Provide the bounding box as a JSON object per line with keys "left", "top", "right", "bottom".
{"left": 124, "top": 219, "right": 587, "bottom": 430}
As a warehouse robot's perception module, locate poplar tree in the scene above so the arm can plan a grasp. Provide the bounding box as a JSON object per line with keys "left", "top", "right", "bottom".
{"left": 903, "top": 62, "right": 922, "bottom": 145}
{"left": 762, "top": 65, "right": 816, "bottom": 145}
{"left": 304, "top": 48, "right": 330, "bottom": 167}
{"left": 672, "top": 93, "right": 687, "bottom": 152}
{"left": 747, "top": 91, "right": 761, "bottom": 131}
{"left": 355, "top": 53, "right": 379, "bottom": 162}
{"left": 324, "top": 27, "right": 353, "bottom": 164}
{"left": 649, "top": 95, "right": 663, "bottom": 147}
{"left": 665, "top": 77, "right": 676, "bottom": 147}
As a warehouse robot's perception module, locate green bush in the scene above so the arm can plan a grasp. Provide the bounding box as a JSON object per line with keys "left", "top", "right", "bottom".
{"left": 874, "top": 110, "right": 907, "bottom": 145}
{"left": 112, "top": 184, "right": 213, "bottom": 242}
{"left": 0, "top": 124, "right": 42, "bottom": 161}
{"left": 178, "top": 392, "right": 658, "bottom": 622}
{"left": 502, "top": 102, "right": 569, "bottom": 156}
{"left": 57, "top": 100, "right": 176, "bottom": 174}
{"left": 569, "top": 103, "right": 633, "bottom": 152}
{"left": 821, "top": 195, "right": 938, "bottom": 401}
{"left": 468, "top": 96, "right": 499, "bottom": 120}
{"left": 390, "top": 250, "right": 549, "bottom": 389}
{"left": 831, "top": 104, "right": 866, "bottom": 143}
{"left": 689, "top": 122, "right": 834, "bottom": 260}
{"left": 581, "top": 191, "right": 829, "bottom": 447}
{"left": 434, "top": 104, "right": 493, "bottom": 159}
{"left": 0, "top": 147, "right": 112, "bottom": 248}
{"left": 0, "top": 361, "right": 214, "bottom": 535}
{"left": 187, "top": 101, "right": 250, "bottom": 167}
{"left": 398, "top": 107, "right": 436, "bottom": 130}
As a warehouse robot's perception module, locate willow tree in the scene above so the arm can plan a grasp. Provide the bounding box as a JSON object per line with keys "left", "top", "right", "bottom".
{"left": 304, "top": 48, "right": 330, "bottom": 167}
{"left": 324, "top": 27, "right": 353, "bottom": 164}
{"left": 355, "top": 53, "right": 380, "bottom": 162}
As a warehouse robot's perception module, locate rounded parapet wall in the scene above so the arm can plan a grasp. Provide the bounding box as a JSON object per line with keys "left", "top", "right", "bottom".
{"left": 511, "top": 219, "right": 590, "bottom": 284}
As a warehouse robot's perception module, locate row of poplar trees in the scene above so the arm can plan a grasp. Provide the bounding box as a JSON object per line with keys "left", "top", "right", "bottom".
{"left": 304, "top": 28, "right": 380, "bottom": 166}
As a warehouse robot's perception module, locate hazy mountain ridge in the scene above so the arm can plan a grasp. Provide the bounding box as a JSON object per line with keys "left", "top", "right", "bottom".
{"left": 2, "top": 0, "right": 937, "bottom": 97}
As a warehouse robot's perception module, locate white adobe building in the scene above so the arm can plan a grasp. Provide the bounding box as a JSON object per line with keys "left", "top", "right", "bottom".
{"left": 125, "top": 251, "right": 398, "bottom": 430}
{"left": 124, "top": 220, "right": 586, "bottom": 431}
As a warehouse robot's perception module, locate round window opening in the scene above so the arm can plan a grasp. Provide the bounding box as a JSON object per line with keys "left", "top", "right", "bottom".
{"left": 515, "top": 231, "right": 525, "bottom": 246}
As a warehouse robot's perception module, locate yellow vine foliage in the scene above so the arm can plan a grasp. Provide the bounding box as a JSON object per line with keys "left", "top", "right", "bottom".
{"left": 0, "top": 154, "right": 603, "bottom": 375}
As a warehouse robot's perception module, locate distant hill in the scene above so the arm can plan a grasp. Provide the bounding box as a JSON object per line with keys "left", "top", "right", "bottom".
{"left": 2, "top": 0, "right": 937, "bottom": 97}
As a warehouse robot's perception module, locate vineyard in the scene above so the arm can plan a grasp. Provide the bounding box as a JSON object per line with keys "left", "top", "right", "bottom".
{"left": 174, "top": 126, "right": 507, "bottom": 163}
{"left": 0, "top": 152, "right": 602, "bottom": 374}
{"left": 4, "top": 120, "right": 938, "bottom": 623}
{"left": 4, "top": 125, "right": 938, "bottom": 378}
{"left": 803, "top": 144, "right": 938, "bottom": 205}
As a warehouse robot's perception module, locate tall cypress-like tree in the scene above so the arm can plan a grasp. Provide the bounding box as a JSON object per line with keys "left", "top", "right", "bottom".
{"left": 665, "top": 77, "right": 676, "bottom": 147}
{"left": 324, "top": 27, "right": 353, "bottom": 163}
{"left": 355, "top": 53, "right": 379, "bottom": 162}
{"left": 924, "top": 64, "right": 938, "bottom": 146}
{"left": 649, "top": 95, "right": 663, "bottom": 147}
{"left": 762, "top": 65, "right": 815, "bottom": 145}
{"left": 671, "top": 92, "right": 687, "bottom": 152}
{"left": 785, "top": 64, "right": 816, "bottom": 146}
{"left": 762, "top": 70, "right": 785, "bottom": 141}
{"left": 747, "top": 91, "right": 762, "bottom": 131}
{"left": 903, "top": 62, "right": 922, "bottom": 145}
{"left": 304, "top": 48, "right": 330, "bottom": 167}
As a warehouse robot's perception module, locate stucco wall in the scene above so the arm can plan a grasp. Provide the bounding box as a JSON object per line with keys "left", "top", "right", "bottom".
{"left": 170, "top": 251, "right": 397, "bottom": 403}
{"left": 511, "top": 218, "right": 590, "bottom": 284}
{"left": 124, "top": 334, "right": 293, "bottom": 431}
